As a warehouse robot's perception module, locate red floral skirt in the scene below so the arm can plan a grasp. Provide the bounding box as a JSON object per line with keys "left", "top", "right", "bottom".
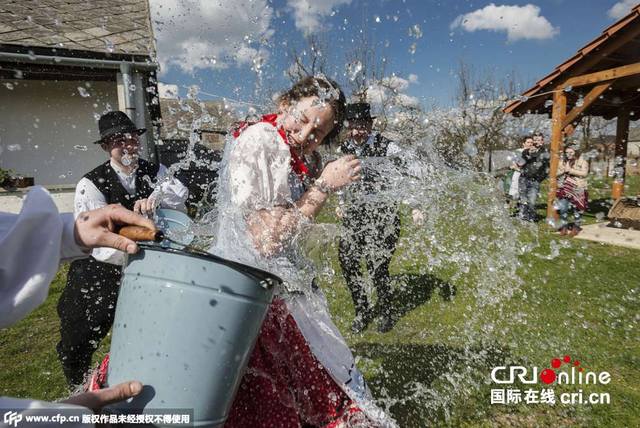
{"left": 557, "top": 179, "right": 588, "bottom": 212}
{"left": 90, "top": 298, "right": 366, "bottom": 427}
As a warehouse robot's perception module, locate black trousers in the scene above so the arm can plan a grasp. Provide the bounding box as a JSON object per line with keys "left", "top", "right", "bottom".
{"left": 57, "top": 257, "right": 122, "bottom": 386}
{"left": 338, "top": 204, "right": 400, "bottom": 317}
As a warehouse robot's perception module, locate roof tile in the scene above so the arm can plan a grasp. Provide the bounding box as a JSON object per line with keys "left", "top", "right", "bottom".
{"left": 83, "top": 26, "right": 111, "bottom": 38}
{"left": 0, "top": 0, "right": 153, "bottom": 56}
{"left": 0, "top": 23, "right": 16, "bottom": 32}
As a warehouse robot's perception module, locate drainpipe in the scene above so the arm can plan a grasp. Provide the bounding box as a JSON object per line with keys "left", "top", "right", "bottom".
{"left": 117, "top": 63, "right": 156, "bottom": 161}
{"left": 118, "top": 63, "right": 135, "bottom": 120}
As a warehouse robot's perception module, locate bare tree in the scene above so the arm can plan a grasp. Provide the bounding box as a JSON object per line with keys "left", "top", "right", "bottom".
{"left": 430, "top": 61, "right": 543, "bottom": 170}
{"left": 285, "top": 35, "right": 329, "bottom": 82}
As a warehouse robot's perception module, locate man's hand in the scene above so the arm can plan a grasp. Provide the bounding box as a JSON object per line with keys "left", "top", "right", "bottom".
{"left": 62, "top": 380, "right": 143, "bottom": 412}
{"left": 133, "top": 197, "right": 158, "bottom": 216}
{"left": 75, "top": 205, "right": 156, "bottom": 254}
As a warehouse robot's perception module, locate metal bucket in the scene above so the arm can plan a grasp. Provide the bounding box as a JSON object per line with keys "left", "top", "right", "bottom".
{"left": 106, "top": 236, "right": 279, "bottom": 426}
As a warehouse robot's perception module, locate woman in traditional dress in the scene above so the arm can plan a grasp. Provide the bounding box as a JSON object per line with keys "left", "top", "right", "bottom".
{"left": 556, "top": 145, "right": 589, "bottom": 236}
{"left": 212, "top": 76, "right": 394, "bottom": 427}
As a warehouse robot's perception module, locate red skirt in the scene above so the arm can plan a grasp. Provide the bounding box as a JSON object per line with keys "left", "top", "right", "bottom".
{"left": 90, "top": 298, "right": 367, "bottom": 427}
{"left": 557, "top": 179, "right": 588, "bottom": 212}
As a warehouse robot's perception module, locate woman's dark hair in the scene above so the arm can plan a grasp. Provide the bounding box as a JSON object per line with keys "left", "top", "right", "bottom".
{"left": 277, "top": 75, "right": 346, "bottom": 143}
{"left": 565, "top": 145, "right": 582, "bottom": 159}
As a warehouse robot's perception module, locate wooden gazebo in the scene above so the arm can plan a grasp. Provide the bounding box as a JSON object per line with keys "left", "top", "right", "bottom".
{"left": 504, "top": 4, "right": 640, "bottom": 219}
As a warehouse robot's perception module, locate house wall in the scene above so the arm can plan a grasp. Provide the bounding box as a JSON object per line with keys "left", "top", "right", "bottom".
{"left": 0, "top": 80, "right": 118, "bottom": 186}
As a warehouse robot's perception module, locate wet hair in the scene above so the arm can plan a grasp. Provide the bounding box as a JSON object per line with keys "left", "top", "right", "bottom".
{"left": 277, "top": 75, "right": 347, "bottom": 143}
{"left": 532, "top": 132, "right": 544, "bottom": 139}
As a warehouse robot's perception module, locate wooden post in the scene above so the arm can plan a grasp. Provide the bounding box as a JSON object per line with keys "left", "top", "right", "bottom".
{"left": 547, "top": 91, "right": 567, "bottom": 220}
{"left": 612, "top": 108, "right": 630, "bottom": 200}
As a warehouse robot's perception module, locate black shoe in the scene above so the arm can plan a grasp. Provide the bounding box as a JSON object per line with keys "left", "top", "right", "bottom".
{"left": 377, "top": 313, "right": 395, "bottom": 333}
{"left": 351, "top": 309, "right": 375, "bottom": 333}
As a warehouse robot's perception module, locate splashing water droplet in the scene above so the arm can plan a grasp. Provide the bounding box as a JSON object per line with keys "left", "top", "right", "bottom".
{"left": 73, "top": 145, "right": 88, "bottom": 151}
{"left": 544, "top": 99, "right": 553, "bottom": 108}
{"left": 8, "top": 144, "right": 21, "bottom": 151}
{"left": 187, "top": 85, "right": 200, "bottom": 100}
{"left": 408, "top": 24, "right": 423, "bottom": 39}
{"left": 77, "top": 87, "right": 90, "bottom": 97}
{"left": 346, "top": 60, "right": 363, "bottom": 81}
{"left": 4, "top": 82, "right": 14, "bottom": 90}
{"left": 564, "top": 85, "right": 573, "bottom": 92}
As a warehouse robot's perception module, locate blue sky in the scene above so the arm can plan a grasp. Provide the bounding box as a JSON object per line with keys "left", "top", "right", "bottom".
{"left": 152, "top": 0, "right": 636, "bottom": 110}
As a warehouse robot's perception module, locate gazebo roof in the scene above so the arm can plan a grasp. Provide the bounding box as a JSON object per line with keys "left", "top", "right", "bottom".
{"left": 504, "top": 4, "right": 640, "bottom": 120}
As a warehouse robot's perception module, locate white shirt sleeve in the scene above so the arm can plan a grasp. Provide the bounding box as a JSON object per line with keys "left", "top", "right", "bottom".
{"left": 74, "top": 178, "right": 125, "bottom": 266}
{"left": 228, "top": 122, "right": 292, "bottom": 210}
{"left": 151, "top": 164, "right": 189, "bottom": 212}
{"left": 0, "top": 187, "right": 87, "bottom": 329}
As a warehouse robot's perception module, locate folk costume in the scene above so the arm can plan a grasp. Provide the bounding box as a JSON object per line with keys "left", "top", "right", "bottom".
{"left": 212, "top": 114, "right": 395, "bottom": 427}
{"left": 338, "top": 103, "right": 401, "bottom": 333}
{"left": 556, "top": 155, "right": 589, "bottom": 232}
{"left": 57, "top": 112, "right": 188, "bottom": 386}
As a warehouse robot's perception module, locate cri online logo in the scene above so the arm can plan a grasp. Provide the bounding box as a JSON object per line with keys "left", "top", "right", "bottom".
{"left": 491, "top": 355, "right": 611, "bottom": 385}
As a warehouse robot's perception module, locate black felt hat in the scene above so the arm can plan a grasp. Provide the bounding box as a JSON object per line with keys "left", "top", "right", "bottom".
{"left": 93, "top": 111, "right": 146, "bottom": 144}
{"left": 345, "top": 102, "right": 376, "bottom": 122}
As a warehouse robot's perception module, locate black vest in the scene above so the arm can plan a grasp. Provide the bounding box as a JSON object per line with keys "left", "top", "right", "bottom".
{"left": 340, "top": 133, "right": 391, "bottom": 157}
{"left": 84, "top": 159, "right": 160, "bottom": 210}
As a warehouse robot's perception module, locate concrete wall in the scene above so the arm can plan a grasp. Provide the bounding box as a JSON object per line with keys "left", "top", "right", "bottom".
{"left": 0, "top": 80, "right": 118, "bottom": 186}
{"left": 0, "top": 188, "right": 74, "bottom": 214}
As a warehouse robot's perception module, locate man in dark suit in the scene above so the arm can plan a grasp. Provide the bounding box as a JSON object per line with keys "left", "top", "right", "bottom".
{"left": 338, "top": 102, "right": 401, "bottom": 333}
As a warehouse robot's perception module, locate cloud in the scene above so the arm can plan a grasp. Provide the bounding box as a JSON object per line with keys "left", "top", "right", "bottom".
{"left": 286, "top": 0, "right": 351, "bottom": 34}
{"left": 450, "top": 3, "right": 559, "bottom": 42}
{"left": 366, "top": 75, "right": 420, "bottom": 109}
{"left": 608, "top": 0, "right": 637, "bottom": 19}
{"left": 158, "top": 83, "right": 179, "bottom": 98}
{"left": 149, "top": 0, "right": 274, "bottom": 74}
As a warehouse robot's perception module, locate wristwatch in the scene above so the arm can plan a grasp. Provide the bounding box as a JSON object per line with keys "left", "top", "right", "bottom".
{"left": 313, "top": 177, "right": 333, "bottom": 194}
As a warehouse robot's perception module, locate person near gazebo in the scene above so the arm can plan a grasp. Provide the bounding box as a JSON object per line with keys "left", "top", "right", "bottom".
{"left": 555, "top": 145, "right": 589, "bottom": 236}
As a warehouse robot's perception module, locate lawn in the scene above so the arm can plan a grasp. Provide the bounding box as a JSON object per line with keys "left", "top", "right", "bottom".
{"left": 1, "top": 175, "right": 639, "bottom": 427}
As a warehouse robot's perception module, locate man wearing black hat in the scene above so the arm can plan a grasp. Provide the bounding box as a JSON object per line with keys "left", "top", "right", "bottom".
{"left": 56, "top": 111, "right": 188, "bottom": 386}
{"left": 338, "top": 102, "right": 401, "bottom": 333}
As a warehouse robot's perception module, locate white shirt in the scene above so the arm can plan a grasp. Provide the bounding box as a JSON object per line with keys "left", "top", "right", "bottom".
{"left": 75, "top": 160, "right": 188, "bottom": 265}
{"left": 1, "top": 187, "right": 94, "bottom": 426}
{"left": 0, "top": 187, "right": 87, "bottom": 329}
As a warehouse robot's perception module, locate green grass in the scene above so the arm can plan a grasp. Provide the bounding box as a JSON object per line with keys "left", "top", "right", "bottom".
{"left": 0, "top": 265, "right": 111, "bottom": 401}
{"left": 1, "top": 177, "right": 639, "bottom": 427}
